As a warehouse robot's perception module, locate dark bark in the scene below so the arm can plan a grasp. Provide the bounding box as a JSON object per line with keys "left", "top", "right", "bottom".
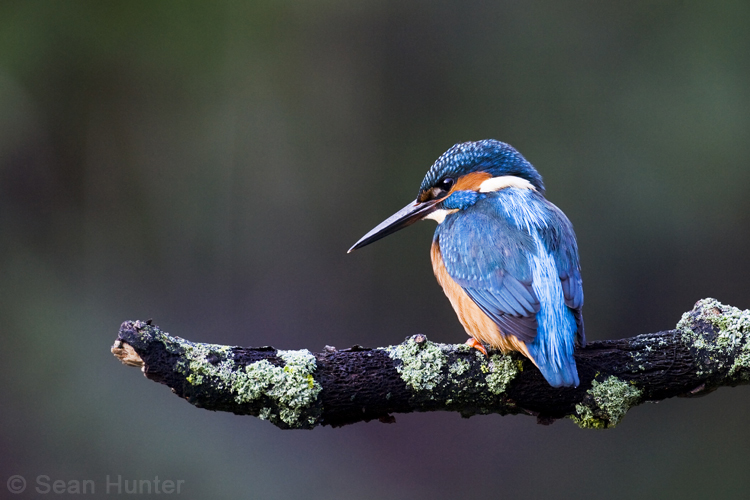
{"left": 111, "top": 298, "right": 750, "bottom": 429}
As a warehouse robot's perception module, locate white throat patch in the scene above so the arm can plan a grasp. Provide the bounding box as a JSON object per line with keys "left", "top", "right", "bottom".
{"left": 478, "top": 175, "right": 535, "bottom": 192}
{"left": 423, "top": 208, "right": 458, "bottom": 224}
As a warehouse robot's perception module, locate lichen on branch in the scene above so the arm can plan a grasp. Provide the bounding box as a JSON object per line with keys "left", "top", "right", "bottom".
{"left": 677, "top": 298, "right": 750, "bottom": 382}
{"left": 571, "top": 376, "right": 643, "bottom": 429}
{"left": 112, "top": 298, "right": 750, "bottom": 430}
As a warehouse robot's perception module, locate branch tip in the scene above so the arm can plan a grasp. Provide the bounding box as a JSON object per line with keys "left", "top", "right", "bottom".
{"left": 111, "top": 340, "right": 145, "bottom": 368}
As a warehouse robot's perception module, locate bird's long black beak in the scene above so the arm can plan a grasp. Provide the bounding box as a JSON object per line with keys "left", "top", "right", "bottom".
{"left": 348, "top": 198, "right": 441, "bottom": 253}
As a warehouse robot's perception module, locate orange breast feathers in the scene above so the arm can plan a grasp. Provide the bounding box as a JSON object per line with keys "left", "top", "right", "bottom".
{"left": 430, "top": 239, "right": 533, "bottom": 360}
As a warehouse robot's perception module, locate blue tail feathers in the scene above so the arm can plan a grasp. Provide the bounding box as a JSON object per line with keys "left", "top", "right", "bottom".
{"left": 527, "top": 341, "right": 580, "bottom": 387}
{"left": 525, "top": 304, "right": 580, "bottom": 387}
{"left": 528, "top": 233, "right": 581, "bottom": 387}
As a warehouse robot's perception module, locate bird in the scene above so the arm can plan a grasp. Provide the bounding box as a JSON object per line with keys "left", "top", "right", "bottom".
{"left": 348, "top": 139, "right": 585, "bottom": 388}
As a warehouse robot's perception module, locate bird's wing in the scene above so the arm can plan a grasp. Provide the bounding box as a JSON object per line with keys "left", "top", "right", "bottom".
{"left": 436, "top": 201, "right": 541, "bottom": 343}
{"left": 539, "top": 202, "right": 586, "bottom": 345}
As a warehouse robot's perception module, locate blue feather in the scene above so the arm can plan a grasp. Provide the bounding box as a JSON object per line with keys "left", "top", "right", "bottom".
{"left": 420, "top": 140, "right": 545, "bottom": 195}
{"left": 436, "top": 187, "right": 583, "bottom": 387}
{"left": 526, "top": 233, "right": 579, "bottom": 387}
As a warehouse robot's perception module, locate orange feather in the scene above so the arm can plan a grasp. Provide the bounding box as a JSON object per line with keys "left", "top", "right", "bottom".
{"left": 450, "top": 171, "right": 492, "bottom": 193}
{"left": 431, "top": 239, "right": 534, "bottom": 362}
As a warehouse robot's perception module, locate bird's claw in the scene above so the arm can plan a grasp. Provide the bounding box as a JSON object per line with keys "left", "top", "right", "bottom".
{"left": 465, "top": 338, "right": 488, "bottom": 356}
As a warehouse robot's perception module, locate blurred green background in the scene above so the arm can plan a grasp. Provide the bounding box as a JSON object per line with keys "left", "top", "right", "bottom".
{"left": 2, "top": 1, "right": 750, "bottom": 498}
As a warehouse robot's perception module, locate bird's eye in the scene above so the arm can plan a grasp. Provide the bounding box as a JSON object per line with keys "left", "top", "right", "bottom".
{"left": 438, "top": 178, "right": 455, "bottom": 190}
{"left": 422, "top": 177, "right": 456, "bottom": 201}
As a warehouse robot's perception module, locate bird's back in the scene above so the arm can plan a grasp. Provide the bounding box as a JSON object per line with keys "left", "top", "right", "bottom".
{"left": 432, "top": 188, "right": 584, "bottom": 387}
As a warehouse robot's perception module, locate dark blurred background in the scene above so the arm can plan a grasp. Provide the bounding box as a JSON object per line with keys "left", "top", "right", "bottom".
{"left": 2, "top": 1, "right": 750, "bottom": 498}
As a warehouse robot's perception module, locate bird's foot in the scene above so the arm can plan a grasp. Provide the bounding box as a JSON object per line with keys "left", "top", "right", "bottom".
{"left": 465, "top": 338, "right": 488, "bottom": 356}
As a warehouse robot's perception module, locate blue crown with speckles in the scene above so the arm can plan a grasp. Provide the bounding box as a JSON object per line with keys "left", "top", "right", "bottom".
{"left": 419, "top": 140, "right": 545, "bottom": 195}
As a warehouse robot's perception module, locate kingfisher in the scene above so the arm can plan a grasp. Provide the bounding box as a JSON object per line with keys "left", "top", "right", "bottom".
{"left": 348, "top": 139, "right": 585, "bottom": 387}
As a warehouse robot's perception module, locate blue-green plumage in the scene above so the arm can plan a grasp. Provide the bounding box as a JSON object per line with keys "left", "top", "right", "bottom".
{"left": 349, "top": 139, "right": 585, "bottom": 388}
{"left": 437, "top": 187, "right": 584, "bottom": 387}
{"left": 420, "top": 140, "right": 545, "bottom": 194}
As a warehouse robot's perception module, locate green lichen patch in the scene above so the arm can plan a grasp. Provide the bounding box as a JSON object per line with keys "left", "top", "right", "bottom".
{"left": 239, "top": 350, "right": 322, "bottom": 427}
{"left": 175, "top": 342, "right": 235, "bottom": 387}
{"left": 677, "top": 298, "right": 750, "bottom": 380}
{"left": 386, "top": 336, "right": 519, "bottom": 414}
{"left": 176, "top": 343, "right": 322, "bottom": 428}
{"left": 485, "top": 354, "right": 520, "bottom": 395}
{"left": 449, "top": 358, "right": 471, "bottom": 377}
{"left": 570, "top": 376, "right": 642, "bottom": 429}
{"left": 387, "top": 336, "right": 447, "bottom": 393}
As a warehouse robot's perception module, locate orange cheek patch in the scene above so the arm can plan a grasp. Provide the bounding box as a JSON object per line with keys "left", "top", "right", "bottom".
{"left": 451, "top": 172, "right": 492, "bottom": 193}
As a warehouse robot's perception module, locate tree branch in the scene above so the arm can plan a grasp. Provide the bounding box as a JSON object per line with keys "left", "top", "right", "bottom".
{"left": 111, "top": 298, "right": 750, "bottom": 429}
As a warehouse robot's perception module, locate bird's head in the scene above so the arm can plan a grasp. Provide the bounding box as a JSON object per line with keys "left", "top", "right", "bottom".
{"left": 348, "top": 139, "right": 544, "bottom": 252}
